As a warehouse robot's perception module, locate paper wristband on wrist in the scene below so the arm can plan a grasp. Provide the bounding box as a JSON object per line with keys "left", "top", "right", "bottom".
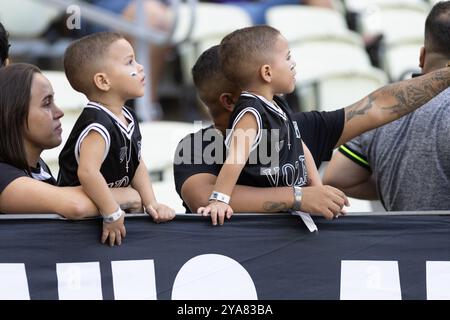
{"left": 209, "top": 191, "right": 231, "bottom": 204}
{"left": 103, "top": 207, "right": 124, "bottom": 224}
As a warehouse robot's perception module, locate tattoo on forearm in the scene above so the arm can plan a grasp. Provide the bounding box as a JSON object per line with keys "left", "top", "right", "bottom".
{"left": 263, "top": 202, "right": 289, "bottom": 212}
{"left": 345, "top": 68, "right": 450, "bottom": 122}
{"left": 346, "top": 94, "right": 375, "bottom": 122}
{"left": 382, "top": 68, "right": 450, "bottom": 115}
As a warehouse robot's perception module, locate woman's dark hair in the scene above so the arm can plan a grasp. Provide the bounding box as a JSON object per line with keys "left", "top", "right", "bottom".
{"left": 0, "top": 22, "right": 10, "bottom": 67}
{"left": 0, "top": 63, "right": 41, "bottom": 172}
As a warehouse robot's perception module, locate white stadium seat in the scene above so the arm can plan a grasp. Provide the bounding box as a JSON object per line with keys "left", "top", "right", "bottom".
{"left": 0, "top": 0, "right": 61, "bottom": 38}
{"left": 266, "top": 5, "right": 363, "bottom": 46}
{"left": 172, "top": 3, "right": 252, "bottom": 84}
{"left": 315, "top": 68, "right": 389, "bottom": 111}
{"left": 383, "top": 42, "right": 422, "bottom": 81}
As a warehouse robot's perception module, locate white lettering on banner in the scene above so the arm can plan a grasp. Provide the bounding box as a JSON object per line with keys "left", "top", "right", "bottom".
{"left": 171, "top": 254, "right": 258, "bottom": 300}
{"left": 111, "top": 260, "right": 157, "bottom": 300}
{"left": 340, "top": 261, "right": 402, "bottom": 300}
{"left": 0, "top": 264, "right": 30, "bottom": 300}
{"left": 8, "top": 259, "right": 450, "bottom": 299}
{"left": 426, "top": 261, "right": 450, "bottom": 300}
{"left": 57, "top": 262, "right": 103, "bottom": 300}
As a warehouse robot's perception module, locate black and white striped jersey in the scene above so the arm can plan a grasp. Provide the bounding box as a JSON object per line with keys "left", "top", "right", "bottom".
{"left": 225, "top": 93, "right": 308, "bottom": 188}
{"left": 57, "top": 102, "right": 142, "bottom": 188}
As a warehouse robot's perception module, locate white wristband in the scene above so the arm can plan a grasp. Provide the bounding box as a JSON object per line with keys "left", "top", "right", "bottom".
{"left": 209, "top": 191, "right": 231, "bottom": 204}
{"left": 103, "top": 207, "right": 124, "bottom": 224}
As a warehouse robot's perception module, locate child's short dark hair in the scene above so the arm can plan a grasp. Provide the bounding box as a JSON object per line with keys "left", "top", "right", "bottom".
{"left": 219, "top": 25, "right": 281, "bottom": 88}
{"left": 64, "top": 32, "right": 124, "bottom": 95}
{"left": 0, "top": 22, "right": 10, "bottom": 67}
{"left": 192, "top": 45, "right": 240, "bottom": 114}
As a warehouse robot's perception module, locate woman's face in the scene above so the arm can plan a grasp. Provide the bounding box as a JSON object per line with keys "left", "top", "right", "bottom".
{"left": 23, "top": 73, "right": 64, "bottom": 152}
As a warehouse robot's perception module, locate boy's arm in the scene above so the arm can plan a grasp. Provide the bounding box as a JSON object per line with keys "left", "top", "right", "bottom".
{"left": 302, "top": 141, "right": 322, "bottom": 187}
{"left": 337, "top": 67, "right": 450, "bottom": 147}
{"left": 131, "top": 159, "right": 175, "bottom": 222}
{"left": 78, "top": 131, "right": 125, "bottom": 246}
{"left": 199, "top": 112, "right": 258, "bottom": 225}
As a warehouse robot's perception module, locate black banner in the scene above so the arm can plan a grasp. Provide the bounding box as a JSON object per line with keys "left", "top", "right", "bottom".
{"left": 1, "top": 214, "right": 450, "bottom": 300}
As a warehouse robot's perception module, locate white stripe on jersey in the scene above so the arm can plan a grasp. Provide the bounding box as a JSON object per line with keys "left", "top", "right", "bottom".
{"left": 86, "top": 102, "right": 135, "bottom": 139}
{"left": 74, "top": 123, "right": 111, "bottom": 164}
{"left": 30, "top": 164, "right": 53, "bottom": 181}
{"left": 225, "top": 107, "right": 263, "bottom": 152}
{"left": 241, "top": 92, "right": 287, "bottom": 121}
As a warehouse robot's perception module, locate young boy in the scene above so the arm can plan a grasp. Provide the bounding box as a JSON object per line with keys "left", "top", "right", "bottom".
{"left": 58, "top": 32, "right": 175, "bottom": 246}
{"left": 198, "top": 26, "right": 326, "bottom": 223}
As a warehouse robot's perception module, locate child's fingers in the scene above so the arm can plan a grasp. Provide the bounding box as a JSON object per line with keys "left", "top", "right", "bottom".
{"left": 115, "top": 230, "right": 122, "bottom": 246}
{"left": 226, "top": 207, "right": 233, "bottom": 219}
{"left": 121, "top": 224, "right": 126, "bottom": 238}
{"left": 218, "top": 210, "right": 225, "bottom": 225}
{"left": 101, "top": 228, "right": 109, "bottom": 244}
{"left": 210, "top": 207, "right": 218, "bottom": 226}
{"left": 109, "top": 232, "right": 116, "bottom": 247}
{"left": 147, "top": 206, "right": 159, "bottom": 222}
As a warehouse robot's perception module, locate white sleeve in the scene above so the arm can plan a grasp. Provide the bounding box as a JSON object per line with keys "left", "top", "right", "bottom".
{"left": 74, "top": 123, "right": 111, "bottom": 164}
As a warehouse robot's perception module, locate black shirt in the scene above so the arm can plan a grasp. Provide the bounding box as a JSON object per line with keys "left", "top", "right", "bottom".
{"left": 226, "top": 93, "right": 307, "bottom": 188}
{"left": 173, "top": 107, "right": 345, "bottom": 212}
{"left": 0, "top": 159, "right": 55, "bottom": 194}
{"left": 58, "top": 102, "right": 142, "bottom": 187}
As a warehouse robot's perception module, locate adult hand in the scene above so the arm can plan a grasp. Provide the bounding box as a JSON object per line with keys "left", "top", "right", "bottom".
{"left": 300, "top": 185, "right": 349, "bottom": 220}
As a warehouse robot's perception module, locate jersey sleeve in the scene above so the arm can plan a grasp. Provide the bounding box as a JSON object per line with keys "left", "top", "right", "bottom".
{"left": 338, "top": 137, "right": 372, "bottom": 172}
{"left": 74, "top": 123, "right": 111, "bottom": 164}
{"left": 225, "top": 100, "right": 264, "bottom": 152}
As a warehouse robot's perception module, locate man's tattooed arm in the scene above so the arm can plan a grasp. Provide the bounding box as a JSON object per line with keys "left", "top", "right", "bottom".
{"left": 345, "top": 67, "right": 450, "bottom": 122}
{"left": 335, "top": 67, "right": 449, "bottom": 146}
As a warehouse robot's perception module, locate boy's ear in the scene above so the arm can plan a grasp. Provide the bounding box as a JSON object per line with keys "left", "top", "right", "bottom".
{"left": 219, "top": 93, "right": 236, "bottom": 112}
{"left": 93, "top": 72, "right": 110, "bottom": 92}
{"left": 260, "top": 64, "right": 272, "bottom": 83}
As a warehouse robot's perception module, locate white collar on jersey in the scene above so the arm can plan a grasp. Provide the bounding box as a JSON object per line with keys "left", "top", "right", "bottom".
{"left": 30, "top": 160, "right": 52, "bottom": 181}
{"left": 240, "top": 92, "right": 287, "bottom": 121}
{"left": 86, "top": 101, "right": 135, "bottom": 140}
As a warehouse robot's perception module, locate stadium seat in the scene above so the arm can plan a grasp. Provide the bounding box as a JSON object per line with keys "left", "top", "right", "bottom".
{"left": 0, "top": 0, "right": 61, "bottom": 38}
{"left": 291, "top": 38, "right": 372, "bottom": 84}
{"left": 345, "top": 0, "right": 429, "bottom": 46}
{"left": 315, "top": 68, "right": 389, "bottom": 111}
{"left": 383, "top": 42, "right": 422, "bottom": 81}
{"left": 171, "top": 3, "right": 252, "bottom": 84}
{"left": 139, "top": 120, "right": 197, "bottom": 179}
{"left": 152, "top": 168, "right": 185, "bottom": 213}
{"left": 266, "top": 5, "right": 363, "bottom": 46}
